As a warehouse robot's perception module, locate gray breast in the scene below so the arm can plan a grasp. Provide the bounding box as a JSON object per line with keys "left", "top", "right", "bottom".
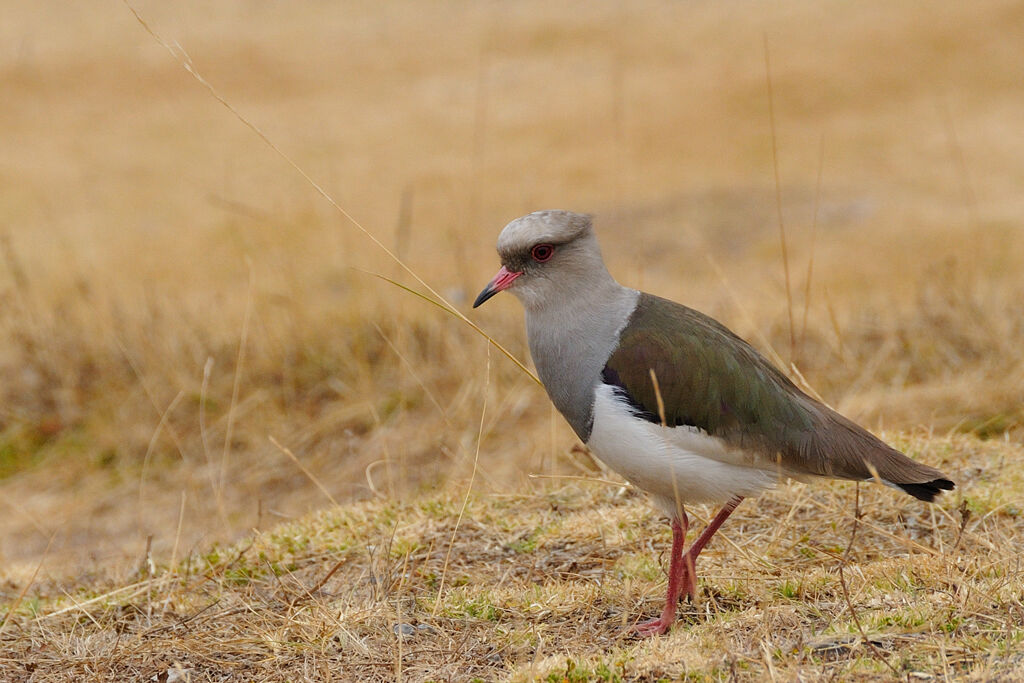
{"left": 525, "top": 287, "right": 640, "bottom": 441}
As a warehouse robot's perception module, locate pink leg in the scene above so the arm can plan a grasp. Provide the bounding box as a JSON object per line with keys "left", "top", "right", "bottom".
{"left": 678, "top": 496, "right": 743, "bottom": 598}
{"left": 634, "top": 511, "right": 689, "bottom": 636}
{"left": 633, "top": 497, "right": 743, "bottom": 637}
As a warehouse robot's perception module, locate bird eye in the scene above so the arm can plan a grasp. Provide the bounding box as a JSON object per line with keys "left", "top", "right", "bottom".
{"left": 531, "top": 244, "right": 555, "bottom": 262}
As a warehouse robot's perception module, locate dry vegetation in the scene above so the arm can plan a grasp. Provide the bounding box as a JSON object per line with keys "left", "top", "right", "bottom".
{"left": 1, "top": 0, "right": 1023, "bottom": 680}
{"left": 4, "top": 436, "right": 1024, "bottom": 681}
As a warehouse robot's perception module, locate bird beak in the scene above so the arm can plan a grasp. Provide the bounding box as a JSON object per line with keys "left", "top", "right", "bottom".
{"left": 473, "top": 265, "right": 523, "bottom": 308}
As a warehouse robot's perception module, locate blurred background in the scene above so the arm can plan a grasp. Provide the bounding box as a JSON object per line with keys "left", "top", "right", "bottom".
{"left": 1, "top": 0, "right": 1022, "bottom": 577}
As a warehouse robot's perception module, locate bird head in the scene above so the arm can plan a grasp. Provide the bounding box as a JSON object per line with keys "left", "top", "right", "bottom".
{"left": 473, "top": 210, "right": 607, "bottom": 311}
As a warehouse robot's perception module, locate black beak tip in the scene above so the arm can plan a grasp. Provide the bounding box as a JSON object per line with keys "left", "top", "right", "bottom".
{"left": 472, "top": 286, "right": 497, "bottom": 309}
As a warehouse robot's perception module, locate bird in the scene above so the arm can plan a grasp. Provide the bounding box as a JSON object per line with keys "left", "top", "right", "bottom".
{"left": 472, "top": 210, "right": 954, "bottom": 636}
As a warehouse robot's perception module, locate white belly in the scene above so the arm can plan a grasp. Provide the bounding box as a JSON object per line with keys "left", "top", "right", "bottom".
{"left": 585, "top": 383, "right": 778, "bottom": 516}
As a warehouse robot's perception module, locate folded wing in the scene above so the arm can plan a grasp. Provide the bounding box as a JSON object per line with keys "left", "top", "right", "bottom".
{"left": 602, "top": 294, "right": 954, "bottom": 501}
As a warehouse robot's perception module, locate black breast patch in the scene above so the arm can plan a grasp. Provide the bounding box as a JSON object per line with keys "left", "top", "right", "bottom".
{"left": 601, "top": 365, "right": 663, "bottom": 425}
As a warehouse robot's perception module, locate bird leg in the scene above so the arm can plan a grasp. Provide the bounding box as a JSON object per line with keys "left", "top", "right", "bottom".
{"left": 676, "top": 496, "right": 743, "bottom": 598}
{"left": 633, "top": 496, "right": 744, "bottom": 637}
{"left": 634, "top": 511, "right": 689, "bottom": 636}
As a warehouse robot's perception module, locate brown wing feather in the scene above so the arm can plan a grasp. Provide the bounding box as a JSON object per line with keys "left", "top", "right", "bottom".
{"left": 604, "top": 294, "right": 954, "bottom": 499}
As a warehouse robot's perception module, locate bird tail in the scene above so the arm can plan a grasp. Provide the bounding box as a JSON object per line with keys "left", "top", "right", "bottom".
{"left": 806, "top": 410, "right": 956, "bottom": 502}
{"left": 893, "top": 477, "right": 956, "bottom": 502}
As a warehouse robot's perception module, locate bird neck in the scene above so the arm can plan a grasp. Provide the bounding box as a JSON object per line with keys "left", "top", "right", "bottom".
{"left": 524, "top": 278, "right": 639, "bottom": 441}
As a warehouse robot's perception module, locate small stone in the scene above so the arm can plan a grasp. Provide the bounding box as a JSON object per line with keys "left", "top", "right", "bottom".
{"left": 392, "top": 623, "right": 416, "bottom": 637}
{"left": 152, "top": 667, "right": 193, "bottom": 683}
{"left": 167, "top": 670, "right": 193, "bottom": 683}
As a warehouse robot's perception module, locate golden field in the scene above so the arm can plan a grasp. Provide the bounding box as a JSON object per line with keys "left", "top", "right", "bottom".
{"left": 1, "top": 1, "right": 1023, "bottom": 680}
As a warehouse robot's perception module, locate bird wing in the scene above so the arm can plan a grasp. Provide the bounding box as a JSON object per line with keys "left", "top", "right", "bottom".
{"left": 602, "top": 293, "right": 953, "bottom": 500}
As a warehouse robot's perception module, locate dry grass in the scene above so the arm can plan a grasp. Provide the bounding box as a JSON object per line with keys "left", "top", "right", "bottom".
{"left": 1, "top": 0, "right": 1023, "bottom": 679}
{"left": 3, "top": 435, "right": 1022, "bottom": 681}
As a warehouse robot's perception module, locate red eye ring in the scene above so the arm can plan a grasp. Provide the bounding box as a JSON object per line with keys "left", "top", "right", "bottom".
{"left": 531, "top": 243, "right": 555, "bottom": 262}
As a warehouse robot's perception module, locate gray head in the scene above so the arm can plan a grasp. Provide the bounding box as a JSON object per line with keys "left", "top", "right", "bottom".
{"left": 473, "top": 210, "right": 615, "bottom": 311}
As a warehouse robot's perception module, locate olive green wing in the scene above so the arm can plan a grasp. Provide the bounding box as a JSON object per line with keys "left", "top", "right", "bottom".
{"left": 603, "top": 294, "right": 953, "bottom": 499}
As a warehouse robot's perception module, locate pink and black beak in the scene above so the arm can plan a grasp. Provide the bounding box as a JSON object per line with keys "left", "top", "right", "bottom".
{"left": 473, "top": 265, "right": 523, "bottom": 308}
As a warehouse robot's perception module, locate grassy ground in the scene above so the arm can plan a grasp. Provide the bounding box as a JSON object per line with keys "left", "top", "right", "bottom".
{"left": 1, "top": 0, "right": 1023, "bottom": 680}
{"left": 3, "top": 435, "right": 1021, "bottom": 681}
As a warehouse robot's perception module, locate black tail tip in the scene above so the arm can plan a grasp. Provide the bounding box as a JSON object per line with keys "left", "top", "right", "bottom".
{"left": 897, "top": 478, "right": 955, "bottom": 502}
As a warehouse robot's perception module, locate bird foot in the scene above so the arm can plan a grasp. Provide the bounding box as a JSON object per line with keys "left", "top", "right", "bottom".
{"left": 633, "top": 616, "right": 673, "bottom": 637}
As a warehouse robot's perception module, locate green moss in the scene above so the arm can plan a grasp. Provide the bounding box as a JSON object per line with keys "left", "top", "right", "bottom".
{"left": 615, "top": 554, "right": 661, "bottom": 582}
{"left": 223, "top": 566, "right": 261, "bottom": 586}
{"left": 445, "top": 593, "right": 500, "bottom": 622}
{"left": 390, "top": 537, "right": 423, "bottom": 557}
{"left": 418, "top": 500, "right": 449, "bottom": 518}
